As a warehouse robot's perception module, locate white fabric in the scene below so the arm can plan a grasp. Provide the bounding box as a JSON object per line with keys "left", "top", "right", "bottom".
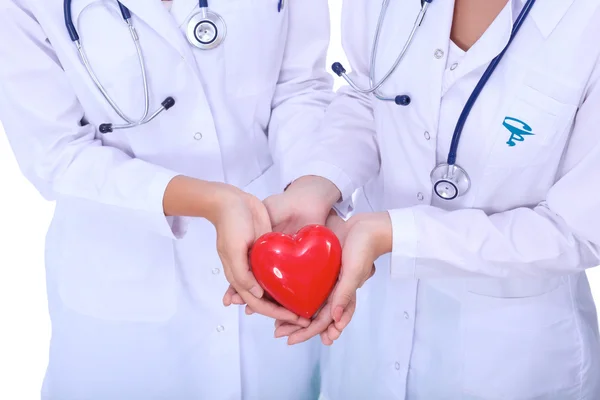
{"left": 0, "top": 0, "right": 333, "bottom": 398}
{"left": 289, "top": 0, "right": 600, "bottom": 398}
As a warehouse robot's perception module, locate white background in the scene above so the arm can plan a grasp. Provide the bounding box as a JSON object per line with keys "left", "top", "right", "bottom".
{"left": 1, "top": 1, "right": 599, "bottom": 398}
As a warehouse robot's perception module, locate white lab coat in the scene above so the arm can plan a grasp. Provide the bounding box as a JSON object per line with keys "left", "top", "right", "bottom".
{"left": 287, "top": 0, "right": 600, "bottom": 398}
{"left": 0, "top": 0, "right": 333, "bottom": 398}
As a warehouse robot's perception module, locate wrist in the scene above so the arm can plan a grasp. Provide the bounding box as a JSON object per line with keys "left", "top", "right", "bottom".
{"left": 352, "top": 212, "right": 393, "bottom": 257}
{"left": 164, "top": 176, "right": 239, "bottom": 223}
{"left": 286, "top": 175, "right": 341, "bottom": 209}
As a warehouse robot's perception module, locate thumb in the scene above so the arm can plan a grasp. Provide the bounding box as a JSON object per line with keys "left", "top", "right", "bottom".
{"left": 330, "top": 266, "right": 362, "bottom": 324}
{"left": 263, "top": 193, "right": 288, "bottom": 227}
{"left": 252, "top": 197, "right": 273, "bottom": 239}
{"left": 325, "top": 212, "right": 348, "bottom": 244}
{"left": 228, "top": 241, "right": 265, "bottom": 299}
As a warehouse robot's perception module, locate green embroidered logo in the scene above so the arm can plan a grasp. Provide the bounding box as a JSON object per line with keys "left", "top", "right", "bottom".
{"left": 503, "top": 117, "right": 534, "bottom": 147}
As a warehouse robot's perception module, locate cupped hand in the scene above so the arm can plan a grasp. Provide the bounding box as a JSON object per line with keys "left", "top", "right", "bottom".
{"left": 265, "top": 175, "right": 342, "bottom": 234}
{"left": 210, "top": 183, "right": 304, "bottom": 324}
{"left": 274, "top": 212, "right": 390, "bottom": 345}
{"left": 222, "top": 175, "right": 341, "bottom": 321}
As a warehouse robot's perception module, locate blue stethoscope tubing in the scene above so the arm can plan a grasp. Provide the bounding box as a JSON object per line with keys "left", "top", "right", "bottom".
{"left": 333, "top": 0, "right": 537, "bottom": 200}
{"left": 63, "top": 0, "right": 284, "bottom": 133}
{"left": 431, "top": 0, "right": 536, "bottom": 200}
{"left": 446, "top": 0, "right": 536, "bottom": 166}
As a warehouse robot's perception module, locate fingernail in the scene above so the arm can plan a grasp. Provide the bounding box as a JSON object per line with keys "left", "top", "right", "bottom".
{"left": 250, "top": 286, "right": 263, "bottom": 298}
{"left": 333, "top": 306, "right": 343, "bottom": 323}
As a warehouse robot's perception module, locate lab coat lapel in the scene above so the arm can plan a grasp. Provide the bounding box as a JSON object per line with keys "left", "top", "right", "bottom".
{"left": 421, "top": 0, "right": 455, "bottom": 132}
{"left": 118, "top": 0, "right": 193, "bottom": 61}
{"left": 527, "top": 0, "right": 575, "bottom": 38}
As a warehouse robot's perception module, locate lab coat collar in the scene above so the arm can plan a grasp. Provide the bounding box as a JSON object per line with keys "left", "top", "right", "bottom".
{"left": 117, "top": 0, "right": 195, "bottom": 60}
{"left": 520, "top": 0, "right": 575, "bottom": 38}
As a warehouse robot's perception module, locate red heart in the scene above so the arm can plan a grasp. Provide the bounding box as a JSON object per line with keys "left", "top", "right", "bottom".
{"left": 250, "top": 225, "right": 342, "bottom": 319}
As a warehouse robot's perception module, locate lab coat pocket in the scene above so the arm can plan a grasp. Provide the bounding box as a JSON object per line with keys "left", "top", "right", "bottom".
{"left": 222, "top": 0, "right": 285, "bottom": 97}
{"left": 461, "top": 284, "right": 581, "bottom": 399}
{"left": 486, "top": 85, "right": 577, "bottom": 169}
{"left": 53, "top": 200, "right": 177, "bottom": 322}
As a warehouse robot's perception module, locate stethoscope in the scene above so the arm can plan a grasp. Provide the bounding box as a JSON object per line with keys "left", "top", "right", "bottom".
{"left": 63, "top": 0, "right": 231, "bottom": 133}
{"left": 332, "top": 0, "right": 537, "bottom": 200}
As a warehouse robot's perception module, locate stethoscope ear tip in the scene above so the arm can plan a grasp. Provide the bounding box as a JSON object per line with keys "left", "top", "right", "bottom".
{"left": 331, "top": 62, "right": 346, "bottom": 77}
{"left": 99, "top": 123, "right": 113, "bottom": 134}
{"left": 162, "top": 97, "right": 176, "bottom": 110}
{"left": 394, "top": 95, "right": 411, "bottom": 106}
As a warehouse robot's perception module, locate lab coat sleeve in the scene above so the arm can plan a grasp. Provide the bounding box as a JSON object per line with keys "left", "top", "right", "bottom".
{"left": 389, "top": 65, "right": 600, "bottom": 279}
{"left": 0, "top": 1, "right": 186, "bottom": 240}
{"left": 274, "top": 0, "right": 380, "bottom": 216}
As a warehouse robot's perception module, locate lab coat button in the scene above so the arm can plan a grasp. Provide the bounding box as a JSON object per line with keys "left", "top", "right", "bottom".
{"left": 434, "top": 49, "right": 445, "bottom": 59}
{"left": 212, "top": 268, "right": 220, "bottom": 275}
{"left": 450, "top": 63, "right": 458, "bottom": 71}
{"left": 424, "top": 131, "right": 431, "bottom": 140}
{"left": 404, "top": 311, "right": 410, "bottom": 319}
{"left": 417, "top": 192, "right": 424, "bottom": 201}
{"left": 216, "top": 325, "right": 225, "bottom": 332}
{"left": 194, "top": 132, "right": 203, "bottom": 140}
{"left": 395, "top": 362, "right": 401, "bottom": 370}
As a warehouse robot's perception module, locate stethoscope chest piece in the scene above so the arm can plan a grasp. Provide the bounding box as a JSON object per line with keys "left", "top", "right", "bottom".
{"left": 186, "top": 9, "right": 226, "bottom": 49}
{"left": 431, "top": 163, "right": 471, "bottom": 201}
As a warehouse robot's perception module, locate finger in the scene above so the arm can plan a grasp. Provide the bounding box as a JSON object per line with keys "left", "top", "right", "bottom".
{"left": 275, "top": 323, "right": 305, "bottom": 338}
{"left": 288, "top": 306, "right": 333, "bottom": 345}
{"left": 274, "top": 319, "right": 287, "bottom": 329}
{"left": 252, "top": 196, "right": 273, "bottom": 239}
{"left": 331, "top": 265, "right": 364, "bottom": 324}
{"left": 241, "top": 292, "right": 310, "bottom": 326}
{"left": 320, "top": 331, "right": 334, "bottom": 346}
{"left": 222, "top": 285, "right": 237, "bottom": 306}
{"left": 227, "top": 245, "right": 264, "bottom": 299}
{"left": 334, "top": 295, "right": 356, "bottom": 332}
{"left": 327, "top": 324, "right": 343, "bottom": 342}
{"left": 245, "top": 305, "right": 254, "bottom": 315}
{"left": 263, "top": 194, "right": 284, "bottom": 228}
{"left": 231, "top": 293, "right": 245, "bottom": 305}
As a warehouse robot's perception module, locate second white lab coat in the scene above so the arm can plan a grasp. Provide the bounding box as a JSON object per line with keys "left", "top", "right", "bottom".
{"left": 286, "top": 0, "right": 600, "bottom": 398}
{"left": 0, "top": 0, "right": 333, "bottom": 398}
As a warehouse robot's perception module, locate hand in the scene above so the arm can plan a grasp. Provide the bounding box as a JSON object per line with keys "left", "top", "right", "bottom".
{"left": 265, "top": 175, "right": 342, "bottom": 234}
{"left": 275, "top": 212, "right": 391, "bottom": 345}
{"left": 208, "top": 183, "right": 303, "bottom": 324}
{"left": 222, "top": 175, "right": 341, "bottom": 318}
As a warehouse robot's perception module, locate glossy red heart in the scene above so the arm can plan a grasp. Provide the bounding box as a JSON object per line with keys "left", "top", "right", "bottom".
{"left": 250, "top": 225, "right": 342, "bottom": 319}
